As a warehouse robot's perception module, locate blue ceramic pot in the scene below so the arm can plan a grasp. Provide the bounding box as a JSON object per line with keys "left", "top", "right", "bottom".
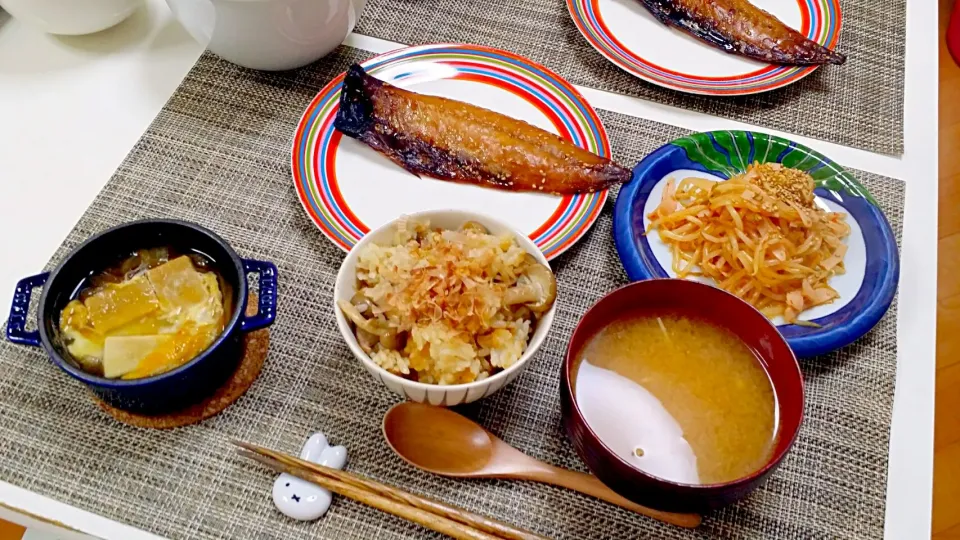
{"left": 5, "top": 219, "right": 278, "bottom": 414}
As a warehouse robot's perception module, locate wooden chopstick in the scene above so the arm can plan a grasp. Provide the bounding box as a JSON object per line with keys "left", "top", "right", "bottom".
{"left": 233, "top": 440, "right": 546, "bottom": 540}
{"left": 238, "top": 449, "right": 498, "bottom": 540}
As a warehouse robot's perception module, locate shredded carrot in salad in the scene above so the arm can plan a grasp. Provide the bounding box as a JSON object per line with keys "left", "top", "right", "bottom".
{"left": 647, "top": 162, "right": 851, "bottom": 324}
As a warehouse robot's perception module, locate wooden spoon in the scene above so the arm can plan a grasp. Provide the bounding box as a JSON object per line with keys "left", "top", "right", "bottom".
{"left": 382, "top": 402, "right": 701, "bottom": 528}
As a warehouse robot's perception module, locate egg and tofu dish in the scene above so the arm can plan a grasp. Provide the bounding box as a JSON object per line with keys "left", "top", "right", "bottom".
{"left": 59, "top": 251, "right": 227, "bottom": 380}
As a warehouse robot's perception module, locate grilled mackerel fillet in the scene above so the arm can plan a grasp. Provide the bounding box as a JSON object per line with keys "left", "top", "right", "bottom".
{"left": 637, "top": 0, "right": 846, "bottom": 65}
{"left": 334, "top": 64, "right": 631, "bottom": 195}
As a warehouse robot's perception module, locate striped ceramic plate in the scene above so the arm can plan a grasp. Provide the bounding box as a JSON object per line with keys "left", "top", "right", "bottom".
{"left": 567, "top": 0, "right": 842, "bottom": 96}
{"left": 291, "top": 43, "right": 613, "bottom": 260}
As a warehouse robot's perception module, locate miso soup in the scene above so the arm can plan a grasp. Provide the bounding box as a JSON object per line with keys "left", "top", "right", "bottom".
{"left": 58, "top": 247, "right": 231, "bottom": 380}
{"left": 573, "top": 310, "right": 777, "bottom": 485}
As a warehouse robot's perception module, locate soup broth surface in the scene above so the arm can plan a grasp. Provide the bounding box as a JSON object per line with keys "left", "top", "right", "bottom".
{"left": 574, "top": 310, "right": 778, "bottom": 485}
{"left": 58, "top": 247, "right": 231, "bottom": 380}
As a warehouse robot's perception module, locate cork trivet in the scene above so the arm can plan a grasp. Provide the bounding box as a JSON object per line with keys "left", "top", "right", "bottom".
{"left": 95, "top": 294, "right": 269, "bottom": 429}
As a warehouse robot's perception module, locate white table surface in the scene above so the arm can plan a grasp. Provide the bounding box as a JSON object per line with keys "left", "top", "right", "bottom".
{"left": 0, "top": 0, "right": 938, "bottom": 538}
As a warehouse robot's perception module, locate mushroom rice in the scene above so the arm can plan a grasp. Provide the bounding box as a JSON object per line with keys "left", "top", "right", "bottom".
{"left": 338, "top": 217, "right": 557, "bottom": 385}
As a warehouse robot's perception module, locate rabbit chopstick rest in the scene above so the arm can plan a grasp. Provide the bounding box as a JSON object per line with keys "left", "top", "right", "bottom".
{"left": 272, "top": 433, "right": 348, "bottom": 521}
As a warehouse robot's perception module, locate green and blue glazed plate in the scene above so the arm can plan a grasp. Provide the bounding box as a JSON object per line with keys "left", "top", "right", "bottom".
{"left": 613, "top": 131, "right": 899, "bottom": 358}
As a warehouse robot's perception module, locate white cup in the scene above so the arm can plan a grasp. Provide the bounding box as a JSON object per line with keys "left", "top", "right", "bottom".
{"left": 0, "top": 0, "right": 142, "bottom": 35}
{"left": 165, "top": 0, "right": 357, "bottom": 71}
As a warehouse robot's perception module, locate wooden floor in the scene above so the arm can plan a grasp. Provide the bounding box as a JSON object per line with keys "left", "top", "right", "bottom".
{"left": 937, "top": 0, "right": 960, "bottom": 537}
{"left": 936, "top": 0, "right": 960, "bottom": 538}
{"left": 0, "top": 521, "right": 23, "bottom": 540}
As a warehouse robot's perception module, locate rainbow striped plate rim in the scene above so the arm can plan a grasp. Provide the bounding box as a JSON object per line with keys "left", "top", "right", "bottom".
{"left": 291, "top": 43, "right": 613, "bottom": 260}
{"left": 566, "top": 0, "right": 843, "bottom": 96}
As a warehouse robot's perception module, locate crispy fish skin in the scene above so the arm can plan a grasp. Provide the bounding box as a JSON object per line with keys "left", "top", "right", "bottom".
{"left": 334, "top": 64, "right": 631, "bottom": 195}
{"left": 639, "top": 0, "right": 846, "bottom": 65}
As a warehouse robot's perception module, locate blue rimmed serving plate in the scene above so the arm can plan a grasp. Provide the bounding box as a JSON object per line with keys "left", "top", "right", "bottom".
{"left": 613, "top": 131, "right": 899, "bottom": 358}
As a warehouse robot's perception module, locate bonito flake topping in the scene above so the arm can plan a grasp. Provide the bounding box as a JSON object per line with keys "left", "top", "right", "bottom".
{"left": 339, "top": 218, "right": 556, "bottom": 385}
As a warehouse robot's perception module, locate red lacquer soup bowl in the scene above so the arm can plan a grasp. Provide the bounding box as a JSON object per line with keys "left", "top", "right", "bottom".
{"left": 560, "top": 279, "right": 804, "bottom": 512}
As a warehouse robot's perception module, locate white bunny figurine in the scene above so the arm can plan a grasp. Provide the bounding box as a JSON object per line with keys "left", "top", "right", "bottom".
{"left": 272, "top": 433, "right": 348, "bottom": 521}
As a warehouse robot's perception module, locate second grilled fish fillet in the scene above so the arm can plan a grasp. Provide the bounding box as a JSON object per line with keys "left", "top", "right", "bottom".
{"left": 334, "top": 64, "right": 631, "bottom": 195}
{"left": 638, "top": 0, "right": 846, "bottom": 65}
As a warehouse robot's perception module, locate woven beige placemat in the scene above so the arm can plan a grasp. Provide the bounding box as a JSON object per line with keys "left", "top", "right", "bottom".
{"left": 354, "top": 0, "right": 905, "bottom": 156}
{"left": 0, "top": 47, "right": 902, "bottom": 539}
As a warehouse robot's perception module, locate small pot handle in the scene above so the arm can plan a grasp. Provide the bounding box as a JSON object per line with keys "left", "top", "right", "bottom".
{"left": 241, "top": 259, "right": 278, "bottom": 332}
{"left": 6, "top": 272, "right": 49, "bottom": 347}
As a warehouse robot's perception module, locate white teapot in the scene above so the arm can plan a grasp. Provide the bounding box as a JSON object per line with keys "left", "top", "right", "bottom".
{"left": 165, "top": 0, "right": 358, "bottom": 71}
